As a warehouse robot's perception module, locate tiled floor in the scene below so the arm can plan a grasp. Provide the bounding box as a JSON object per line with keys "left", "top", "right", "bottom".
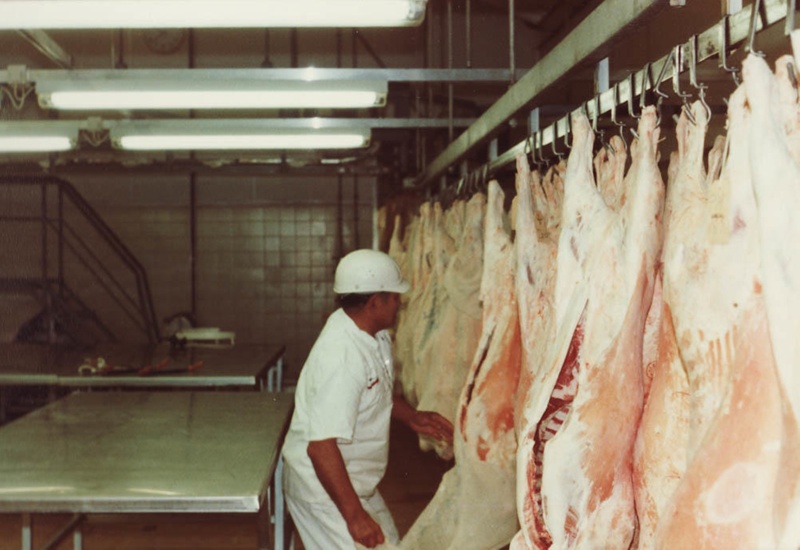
{"left": 0, "top": 420, "right": 452, "bottom": 550}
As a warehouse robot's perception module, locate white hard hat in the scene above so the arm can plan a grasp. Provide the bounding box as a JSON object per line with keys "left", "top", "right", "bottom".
{"left": 333, "top": 249, "right": 410, "bottom": 294}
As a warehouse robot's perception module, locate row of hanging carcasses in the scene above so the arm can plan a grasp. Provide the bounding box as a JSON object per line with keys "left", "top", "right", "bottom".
{"left": 379, "top": 53, "right": 800, "bottom": 550}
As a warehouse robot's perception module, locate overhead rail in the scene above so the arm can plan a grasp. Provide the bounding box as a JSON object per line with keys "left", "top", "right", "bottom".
{"left": 442, "top": 0, "right": 790, "bottom": 196}
{"left": 0, "top": 67, "right": 528, "bottom": 84}
{"left": 414, "top": 0, "right": 668, "bottom": 190}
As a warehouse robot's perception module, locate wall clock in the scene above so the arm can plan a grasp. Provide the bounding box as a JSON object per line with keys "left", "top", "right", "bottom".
{"left": 143, "top": 29, "right": 187, "bottom": 54}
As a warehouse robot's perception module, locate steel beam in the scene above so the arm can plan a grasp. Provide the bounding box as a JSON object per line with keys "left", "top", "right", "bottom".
{"left": 0, "top": 67, "right": 525, "bottom": 84}
{"left": 0, "top": 117, "right": 476, "bottom": 133}
{"left": 415, "top": 0, "right": 668, "bottom": 188}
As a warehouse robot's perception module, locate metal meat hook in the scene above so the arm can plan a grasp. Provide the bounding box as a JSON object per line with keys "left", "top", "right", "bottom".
{"left": 689, "top": 34, "right": 713, "bottom": 122}
{"left": 563, "top": 114, "right": 572, "bottom": 150}
{"left": 652, "top": 53, "right": 672, "bottom": 127}
{"left": 720, "top": 14, "right": 742, "bottom": 85}
{"left": 627, "top": 72, "right": 642, "bottom": 119}
{"left": 672, "top": 45, "right": 697, "bottom": 126}
{"left": 523, "top": 134, "right": 534, "bottom": 163}
{"left": 748, "top": 0, "right": 767, "bottom": 57}
{"left": 592, "top": 94, "right": 608, "bottom": 150}
{"left": 611, "top": 82, "right": 628, "bottom": 151}
{"left": 535, "top": 130, "right": 548, "bottom": 167}
{"left": 551, "top": 124, "right": 565, "bottom": 159}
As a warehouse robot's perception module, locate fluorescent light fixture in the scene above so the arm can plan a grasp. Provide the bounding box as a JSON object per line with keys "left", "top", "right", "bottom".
{"left": 110, "top": 124, "right": 370, "bottom": 151}
{"left": 0, "top": 0, "right": 427, "bottom": 29}
{"left": 36, "top": 79, "right": 388, "bottom": 111}
{"left": 0, "top": 137, "right": 73, "bottom": 153}
{"left": 118, "top": 133, "right": 369, "bottom": 150}
{"left": 0, "top": 123, "right": 76, "bottom": 153}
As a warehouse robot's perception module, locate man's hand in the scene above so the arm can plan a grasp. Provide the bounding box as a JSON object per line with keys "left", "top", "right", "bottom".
{"left": 346, "top": 507, "right": 386, "bottom": 548}
{"left": 409, "top": 410, "right": 454, "bottom": 443}
{"left": 392, "top": 395, "right": 455, "bottom": 443}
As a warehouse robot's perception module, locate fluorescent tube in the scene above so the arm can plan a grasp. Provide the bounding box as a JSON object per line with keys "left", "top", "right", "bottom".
{"left": 45, "top": 91, "right": 384, "bottom": 110}
{"left": 116, "top": 132, "right": 370, "bottom": 151}
{"left": 0, "top": 136, "right": 74, "bottom": 153}
{"left": 0, "top": 1, "right": 426, "bottom": 29}
{"left": 38, "top": 84, "right": 387, "bottom": 110}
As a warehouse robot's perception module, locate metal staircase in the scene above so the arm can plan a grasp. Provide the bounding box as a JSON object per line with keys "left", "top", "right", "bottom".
{"left": 0, "top": 175, "right": 160, "bottom": 347}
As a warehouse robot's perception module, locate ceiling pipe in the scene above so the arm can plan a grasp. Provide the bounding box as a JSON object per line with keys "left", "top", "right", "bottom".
{"left": 509, "top": 0, "right": 516, "bottom": 84}
{"left": 448, "top": 0, "right": 454, "bottom": 142}
{"left": 17, "top": 30, "right": 73, "bottom": 69}
{"left": 466, "top": 0, "right": 472, "bottom": 68}
{"left": 113, "top": 30, "right": 127, "bottom": 69}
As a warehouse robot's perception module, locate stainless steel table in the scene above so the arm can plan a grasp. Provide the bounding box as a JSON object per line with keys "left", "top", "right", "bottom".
{"left": 0, "top": 343, "right": 66, "bottom": 385}
{"left": 0, "top": 343, "right": 285, "bottom": 388}
{"left": 54, "top": 343, "right": 286, "bottom": 390}
{"left": 0, "top": 343, "right": 286, "bottom": 422}
{"left": 0, "top": 344, "right": 72, "bottom": 423}
{"left": 0, "top": 391, "right": 294, "bottom": 550}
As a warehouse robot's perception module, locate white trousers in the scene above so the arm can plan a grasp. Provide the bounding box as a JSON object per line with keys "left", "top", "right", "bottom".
{"left": 286, "top": 490, "right": 400, "bottom": 550}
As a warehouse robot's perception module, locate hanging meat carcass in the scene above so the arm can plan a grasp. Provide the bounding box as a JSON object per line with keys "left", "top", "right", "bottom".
{"left": 414, "top": 194, "right": 485, "bottom": 459}
{"left": 650, "top": 70, "right": 799, "bottom": 546}
{"left": 741, "top": 53, "right": 800, "bottom": 549}
{"left": 394, "top": 202, "right": 434, "bottom": 406}
{"left": 631, "top": 103, "right": 718, "bottom": 549}
{"left": 594, "top": 134, "right": 628, "bottom": 210}
{"left": 401, "top": 180, "right": 520, "bottom": 550}
{"left": 510, "top": 152, "right": 562, "bottom": 549}
{"left": 410, "top": 202, "right": 457, "bottom": 404}
{"left": 513, "top": 106, "right": 663, "bottom": 549}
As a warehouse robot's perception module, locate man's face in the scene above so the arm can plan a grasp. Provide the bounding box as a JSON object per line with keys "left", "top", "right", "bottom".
{"left": 375, "top": 292, "right": 402, "bottom": 330}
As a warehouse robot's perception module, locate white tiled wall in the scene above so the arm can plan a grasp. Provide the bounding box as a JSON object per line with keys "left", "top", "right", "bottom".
{"left": 2, "top": 173, "right": 375, "bottom": 380}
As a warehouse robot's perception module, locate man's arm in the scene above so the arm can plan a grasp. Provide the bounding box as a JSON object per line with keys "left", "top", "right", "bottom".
{"left": 307, "top": 439, "right": 385, "bottom": 548}
{"left": 392, "top": 394, "right": 454, "bottom": 443}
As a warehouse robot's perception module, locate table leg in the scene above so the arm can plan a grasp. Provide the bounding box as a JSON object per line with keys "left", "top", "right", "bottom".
{"left": 257, "top": 503, "right": 274, "bottom": 550}
{"left": 21, "top": 513, "right": 32, "bottom": 550}
{"left": 266, "top": 368, "right": 275, "bottom": 393}
{"left": 275, "top": 456, "right": 285, "bottom": 550}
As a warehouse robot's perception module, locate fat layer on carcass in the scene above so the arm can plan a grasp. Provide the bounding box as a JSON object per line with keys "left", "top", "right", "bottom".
{"left": 401, "top": 180, "right": 520, "bottom": 550}
{"left": 510, "top": 153, "right": 562, "bottom": 549}
{"left": 531, "top": 107, "right": 663, "bottom": 549}
{"left": 411, "top": 202, "right": 456, "bottom": 409}
{"left": 632, "top": 104, "right": 717, "bottom": 549}
{"left": 415, "top": 195, "right": 485, "bottom": 459}
{"left": 653, "top": 81, "right": 799, "bottom": 548}
{"left": 741, "top": 54, "right": 800, "bottom": 549}
{"left": 394, "top": 202, "right": 434, "bottom": 406}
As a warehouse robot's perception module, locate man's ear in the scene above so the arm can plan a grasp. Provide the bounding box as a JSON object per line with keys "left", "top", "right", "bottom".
{"left": 365, "top": 293, "right": 381, "bottom": 310}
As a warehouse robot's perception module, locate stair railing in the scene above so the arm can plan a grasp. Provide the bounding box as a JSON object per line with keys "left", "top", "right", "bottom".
{"left": 0, "top": 175, "right": 161, "bottom": 344}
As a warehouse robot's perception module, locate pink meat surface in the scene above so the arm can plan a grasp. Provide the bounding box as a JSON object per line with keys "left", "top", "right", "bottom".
{"left": 542, "top": 108, "right": 662, "bottom": 548}
{"left": 510, "top": 154, "right": 561, "bottom": 549}
{"left": 401, "top": 180, "right": 520, "bottom": 550}
{"left": 742, "top": 54, "right": 800, "bottom": 548}
{"left": 511, "top": 108, "right": 663, "bottom": 549}
{"left": 654, "top": 82, "right": 798, "bottom": 548}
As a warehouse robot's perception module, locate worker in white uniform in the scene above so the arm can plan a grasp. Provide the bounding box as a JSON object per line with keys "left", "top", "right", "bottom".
{"left": 282, "top": 249, "right": 454, "bottom": 550}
